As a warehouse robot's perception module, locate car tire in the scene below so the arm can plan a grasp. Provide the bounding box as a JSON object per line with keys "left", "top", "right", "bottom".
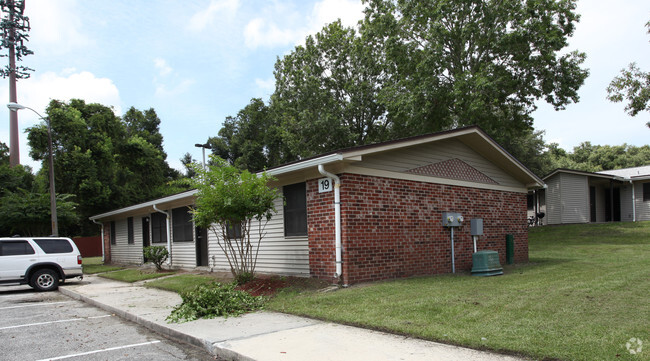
{"left": 30, "top": 269, "right": 59, "bottom": 292}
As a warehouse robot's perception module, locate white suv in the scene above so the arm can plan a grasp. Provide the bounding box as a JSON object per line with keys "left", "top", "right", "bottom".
{"left": 0, "top": 237, "right": 83, "bottom": 291}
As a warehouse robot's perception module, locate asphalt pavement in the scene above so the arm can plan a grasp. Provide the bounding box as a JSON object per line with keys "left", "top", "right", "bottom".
{"left": 60, "top": 275, "right": 530, "bottom": 361}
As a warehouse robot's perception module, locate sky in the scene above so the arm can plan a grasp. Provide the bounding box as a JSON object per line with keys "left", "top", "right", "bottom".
{"left": 0, "top": 0, "right": 648, "bottom": 173}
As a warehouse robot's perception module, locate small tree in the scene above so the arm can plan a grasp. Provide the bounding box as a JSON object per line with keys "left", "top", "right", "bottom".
{"left": 184, "top": 156, "right": 278, "bottom": 283}
{"left": 143, "top": 246, "right": 169, "bottom": 271}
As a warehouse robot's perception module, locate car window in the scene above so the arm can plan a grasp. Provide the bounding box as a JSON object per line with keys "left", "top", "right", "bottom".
{"left": 0, "top": 241, "right": 36, "bottom": 256}
{"left": 33, "top": 239, "right": 74, "bottom": 254}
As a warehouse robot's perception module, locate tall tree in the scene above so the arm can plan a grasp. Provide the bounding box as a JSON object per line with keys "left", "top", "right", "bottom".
{"left": 362, "top": 0, "right": 588, "bottom": 146}
{"left": 26, "top": 99, "right": 181, "bottom": 235}
{"left": 607, "top": 21, "right": 650, "bottom": 128}
{"left": 0, "top": 0, "right": 33, "bottom": 167}
{"left": 272, "top": 20, "right": 388, "bottom": 160}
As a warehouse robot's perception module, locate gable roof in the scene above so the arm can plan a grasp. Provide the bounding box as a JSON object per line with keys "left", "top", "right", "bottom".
{"left": 266, "top": 126, "right": 544, "bottom": 188}
{"left": 90, "top": 126, "right": 544, "bottom": 221}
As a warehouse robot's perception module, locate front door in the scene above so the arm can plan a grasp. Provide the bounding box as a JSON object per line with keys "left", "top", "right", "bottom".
{"left": 142, "top": 217, "right": 150, "bottom": 247}
{"left": 195, "top": 227, "right": 208, "bottom": 266}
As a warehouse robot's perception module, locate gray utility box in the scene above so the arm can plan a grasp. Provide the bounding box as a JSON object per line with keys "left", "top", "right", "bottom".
{"left": 442, "top": 212, "right": 463, "bottom": 227}
{"left": 471, "top": 218, "right": 483, "bottom": 236}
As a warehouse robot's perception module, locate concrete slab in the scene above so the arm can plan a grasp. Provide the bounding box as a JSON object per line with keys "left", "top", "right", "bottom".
{"left": 61, "top": 275, "right": 530, "bottom": 361}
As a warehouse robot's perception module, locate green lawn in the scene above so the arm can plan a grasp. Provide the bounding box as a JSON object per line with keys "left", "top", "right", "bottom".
{"left": 98, "top": 269, "right": 176, "bottom": 282}
{"left": 82, "top": 257, "right": 124, "bottom": 274}
{"left": 268, "top": 222, "right": 650, "bottom": 361}
{"left": 144, "top": 274, "right": 227, "bottom": 294}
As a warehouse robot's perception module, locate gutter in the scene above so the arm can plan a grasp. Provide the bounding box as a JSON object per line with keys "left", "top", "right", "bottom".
{"left": 318, "top": 164, "right": 342, "bottom": 283}
{"left": 630, "top": 180, "right": 636, "bottom": 222}
{"left": 153, "top": 204, "right": 172, "bottom": 266}
{"left": 91, "top": 219, "right": 105, "bottom": 263}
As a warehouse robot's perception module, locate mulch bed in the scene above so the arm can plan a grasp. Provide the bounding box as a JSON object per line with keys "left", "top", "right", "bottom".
{"left": 236, "top": 275, "right": 332, "bottom": 297}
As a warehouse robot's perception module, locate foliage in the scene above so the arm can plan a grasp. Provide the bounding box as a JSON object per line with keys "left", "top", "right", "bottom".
{"left": 213, "top": 0, "right": 588, "bottom": 174}
{"left": 143, "top": 245, "right": 169, "bottom": 271}
{"left": 26, "top": 99, "right": 184, "bottom": 235}
{"left": 0, "top": 190, "right": 79, "bottom": 236}
{"left": 181, "top": 156, "right": 279, "bottom": 280}
{"left": 607, "top": 21, "right": 650, "bottom": 128}
{"left": 540, "top": 142, "right": 650, "bottom": 175}
{"left": 269, "top": 222, "right": 650, "bottom": 361}
{"left": 167, "top": 282, "right": 266, "bottom": 323}
{"left": 0, "top": 0, "right": 33, "bottom": 79}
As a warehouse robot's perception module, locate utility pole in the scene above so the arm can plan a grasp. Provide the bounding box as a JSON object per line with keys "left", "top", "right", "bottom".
{"left": 8, "top": 0, "right": 18, "bottom": 166}
{"left": 1, "top": 0, "right": 33, "bottom": 167}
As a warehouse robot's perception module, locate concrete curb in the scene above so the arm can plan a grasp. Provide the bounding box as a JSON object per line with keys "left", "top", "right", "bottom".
{"left": 59, "top": 286, "right": 228, "bottom": 359}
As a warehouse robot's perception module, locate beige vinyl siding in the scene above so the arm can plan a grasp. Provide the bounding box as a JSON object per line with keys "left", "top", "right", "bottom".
{"left": 546, "top": 176, "right": 561, "bottom": 225}
{"left": 559, "top": 173, "right": 589, "bottom": 223}
{"left": 111, "top": 218, "right": 144, "bottom": 264}
{"left": 207, "top": 196, "right": 310, "bottom": 275}
{"left": 170, "top": 210, "right": 196, "bottom": 268}
{"left": 355, "top": 139, "right": 522, "bottom": 188}
{"left": 620, "top": 184, "right": 634, "bottom": 222}
{"left": 635, "top": 182, "right": 650, "bottom": 221}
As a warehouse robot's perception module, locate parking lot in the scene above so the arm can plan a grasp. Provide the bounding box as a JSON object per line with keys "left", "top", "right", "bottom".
{"left": 0, "top": 285, "right": 218, "bottom": 361}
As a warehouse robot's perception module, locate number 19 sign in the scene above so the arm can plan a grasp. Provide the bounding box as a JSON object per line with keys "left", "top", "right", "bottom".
{"left": 318, "top": 177, "right": 333, "bottom": 193}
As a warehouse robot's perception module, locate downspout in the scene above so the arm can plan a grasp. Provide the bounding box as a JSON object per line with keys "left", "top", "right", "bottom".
{"left": 318, "top": 165, "right": 342, "bottom": 282}
{"left": 630, "top": 180, "right": 636, "bottom": 222}
{"left": 92, "top": 219, "right": 105, "bottom": 263}
{"left": 153, "top": 204, "right": 172, "bottom": 266}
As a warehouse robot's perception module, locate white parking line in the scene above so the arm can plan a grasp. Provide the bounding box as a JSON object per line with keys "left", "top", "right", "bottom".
{"left": 0, "top": 315, "right": 112, "bottom": 330}
{"left": 35, "top": 340, "right": 162, "bottom": 361}
{"left": 0, "top": 301, "right": 74, "bottom": 310}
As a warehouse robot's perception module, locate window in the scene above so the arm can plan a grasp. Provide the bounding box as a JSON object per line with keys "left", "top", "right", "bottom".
{"left": 226, "top": 221, "right": 242, "bottom": 239}
{"left": 110, "top": 221, "right": 116, "bottom": 245}
{"left": 151, "top": 212, "right": 167, "bottom": 244}
{"left": 172, "top": 207, "right": 193, "bottom": 242}
{"left": 127, "top": 217, "right": 134, "bottom": 244}
{"left": 283, "top": 182, "right": 307, "bottom": 237}
{"left": 644, "top": 183, "right": 650, "bottom": 202}
{"left": 0, "top": 241, "right": 35, "bottom": 256}
{"left": 33, "top": 239, "right": 73, "bottom": 254}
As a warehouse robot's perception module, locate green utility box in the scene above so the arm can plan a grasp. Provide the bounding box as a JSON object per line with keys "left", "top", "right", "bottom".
{"left": 471, "top": 250, "right": 503, "bottom": 276}
{"left": 506, "top": 234, "right": 514, "bottom": 265}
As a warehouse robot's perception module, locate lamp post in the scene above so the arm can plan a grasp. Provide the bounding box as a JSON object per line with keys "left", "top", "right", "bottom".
{"left": 7, "top": 102, "right": 58, "bottom": 236}
{"left": 194, "top": 143, "right": 211, "bottom": 169}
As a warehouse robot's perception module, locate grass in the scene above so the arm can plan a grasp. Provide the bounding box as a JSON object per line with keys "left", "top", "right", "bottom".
{"left": 82, "top": 256, "right": 124, "bottom": 274}
{"left": 145, "top": 274, "right": 227, "bottom": 294}
{"left": 267, "top": 222, "right": 650, "bottom": 361}
{"left": 99, "top": 268, "right": 176, "bottom": 282}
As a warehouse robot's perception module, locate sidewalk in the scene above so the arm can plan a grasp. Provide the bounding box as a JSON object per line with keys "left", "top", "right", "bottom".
{"left": 60, "top": 275, "right": 529, "bottom": 361}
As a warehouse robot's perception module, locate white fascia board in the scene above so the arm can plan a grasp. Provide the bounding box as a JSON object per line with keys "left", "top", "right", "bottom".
{"left": 89, "top": 190, "right": 198, "bottom": 221}
{"left": 262, "top": 153, "right": 344, "bottom": 176}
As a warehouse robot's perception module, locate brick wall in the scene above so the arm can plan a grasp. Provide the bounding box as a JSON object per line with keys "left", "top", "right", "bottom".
{"left": 308, "top": 174, "right": 528, "bottom": 285}
{"left": 103, "top": 222, "right": 111, "bottom": 263}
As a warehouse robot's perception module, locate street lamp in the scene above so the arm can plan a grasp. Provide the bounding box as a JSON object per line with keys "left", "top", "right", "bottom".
{"left": 194, "top": 143, "right": 211, "bottom": 169}
{"left": 7, "top": 102, "right": 58, "bottom": 236}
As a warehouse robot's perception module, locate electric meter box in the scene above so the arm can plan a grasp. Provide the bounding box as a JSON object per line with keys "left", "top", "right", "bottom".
{"left": 471, "top": 218, "right": 483, "bottom": 236}
{"left": 442, "top": 212, "right": 463, "bottom": 227}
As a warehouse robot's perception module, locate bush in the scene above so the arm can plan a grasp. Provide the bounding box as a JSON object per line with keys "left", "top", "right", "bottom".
{"left": 167, "top": 282, "right": 265, "bottom": 323}
{"left": 143, "top": 246, "right": 169, "bottom": 271}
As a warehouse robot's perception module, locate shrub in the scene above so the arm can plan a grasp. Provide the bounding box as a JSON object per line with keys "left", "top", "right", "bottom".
{"left": 143, "top": 246, "right": 169, "bottom": 271}
{"left": 167, "top": 282, "right": 266, "bottom": 323}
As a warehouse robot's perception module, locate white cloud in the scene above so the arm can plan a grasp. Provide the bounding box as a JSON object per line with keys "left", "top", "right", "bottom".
{"left": 242, "top": 0, "right": 365, "bottom": 49}
{"left": 244, "top": 18, "right": 301, "bottom": 49}
{"left": 154, "top": 58, "right": 173, "bottom": 77}
{"left": 311, "top": 0, "right": 365, "bottom": 30}
{"left": 155, "top": 79, "right": 196, "bottom": 98}
{"left": 188, "top": 0, "right": 240, "bottom": 32}
{"left": 0, "top": 70, "right": 121, "bottom": 169}
{"left": 254, "top": 77, "right": 276, "bottom": 98}
{"left": 25, "top": 0, "right": 92, "bottom": 54}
